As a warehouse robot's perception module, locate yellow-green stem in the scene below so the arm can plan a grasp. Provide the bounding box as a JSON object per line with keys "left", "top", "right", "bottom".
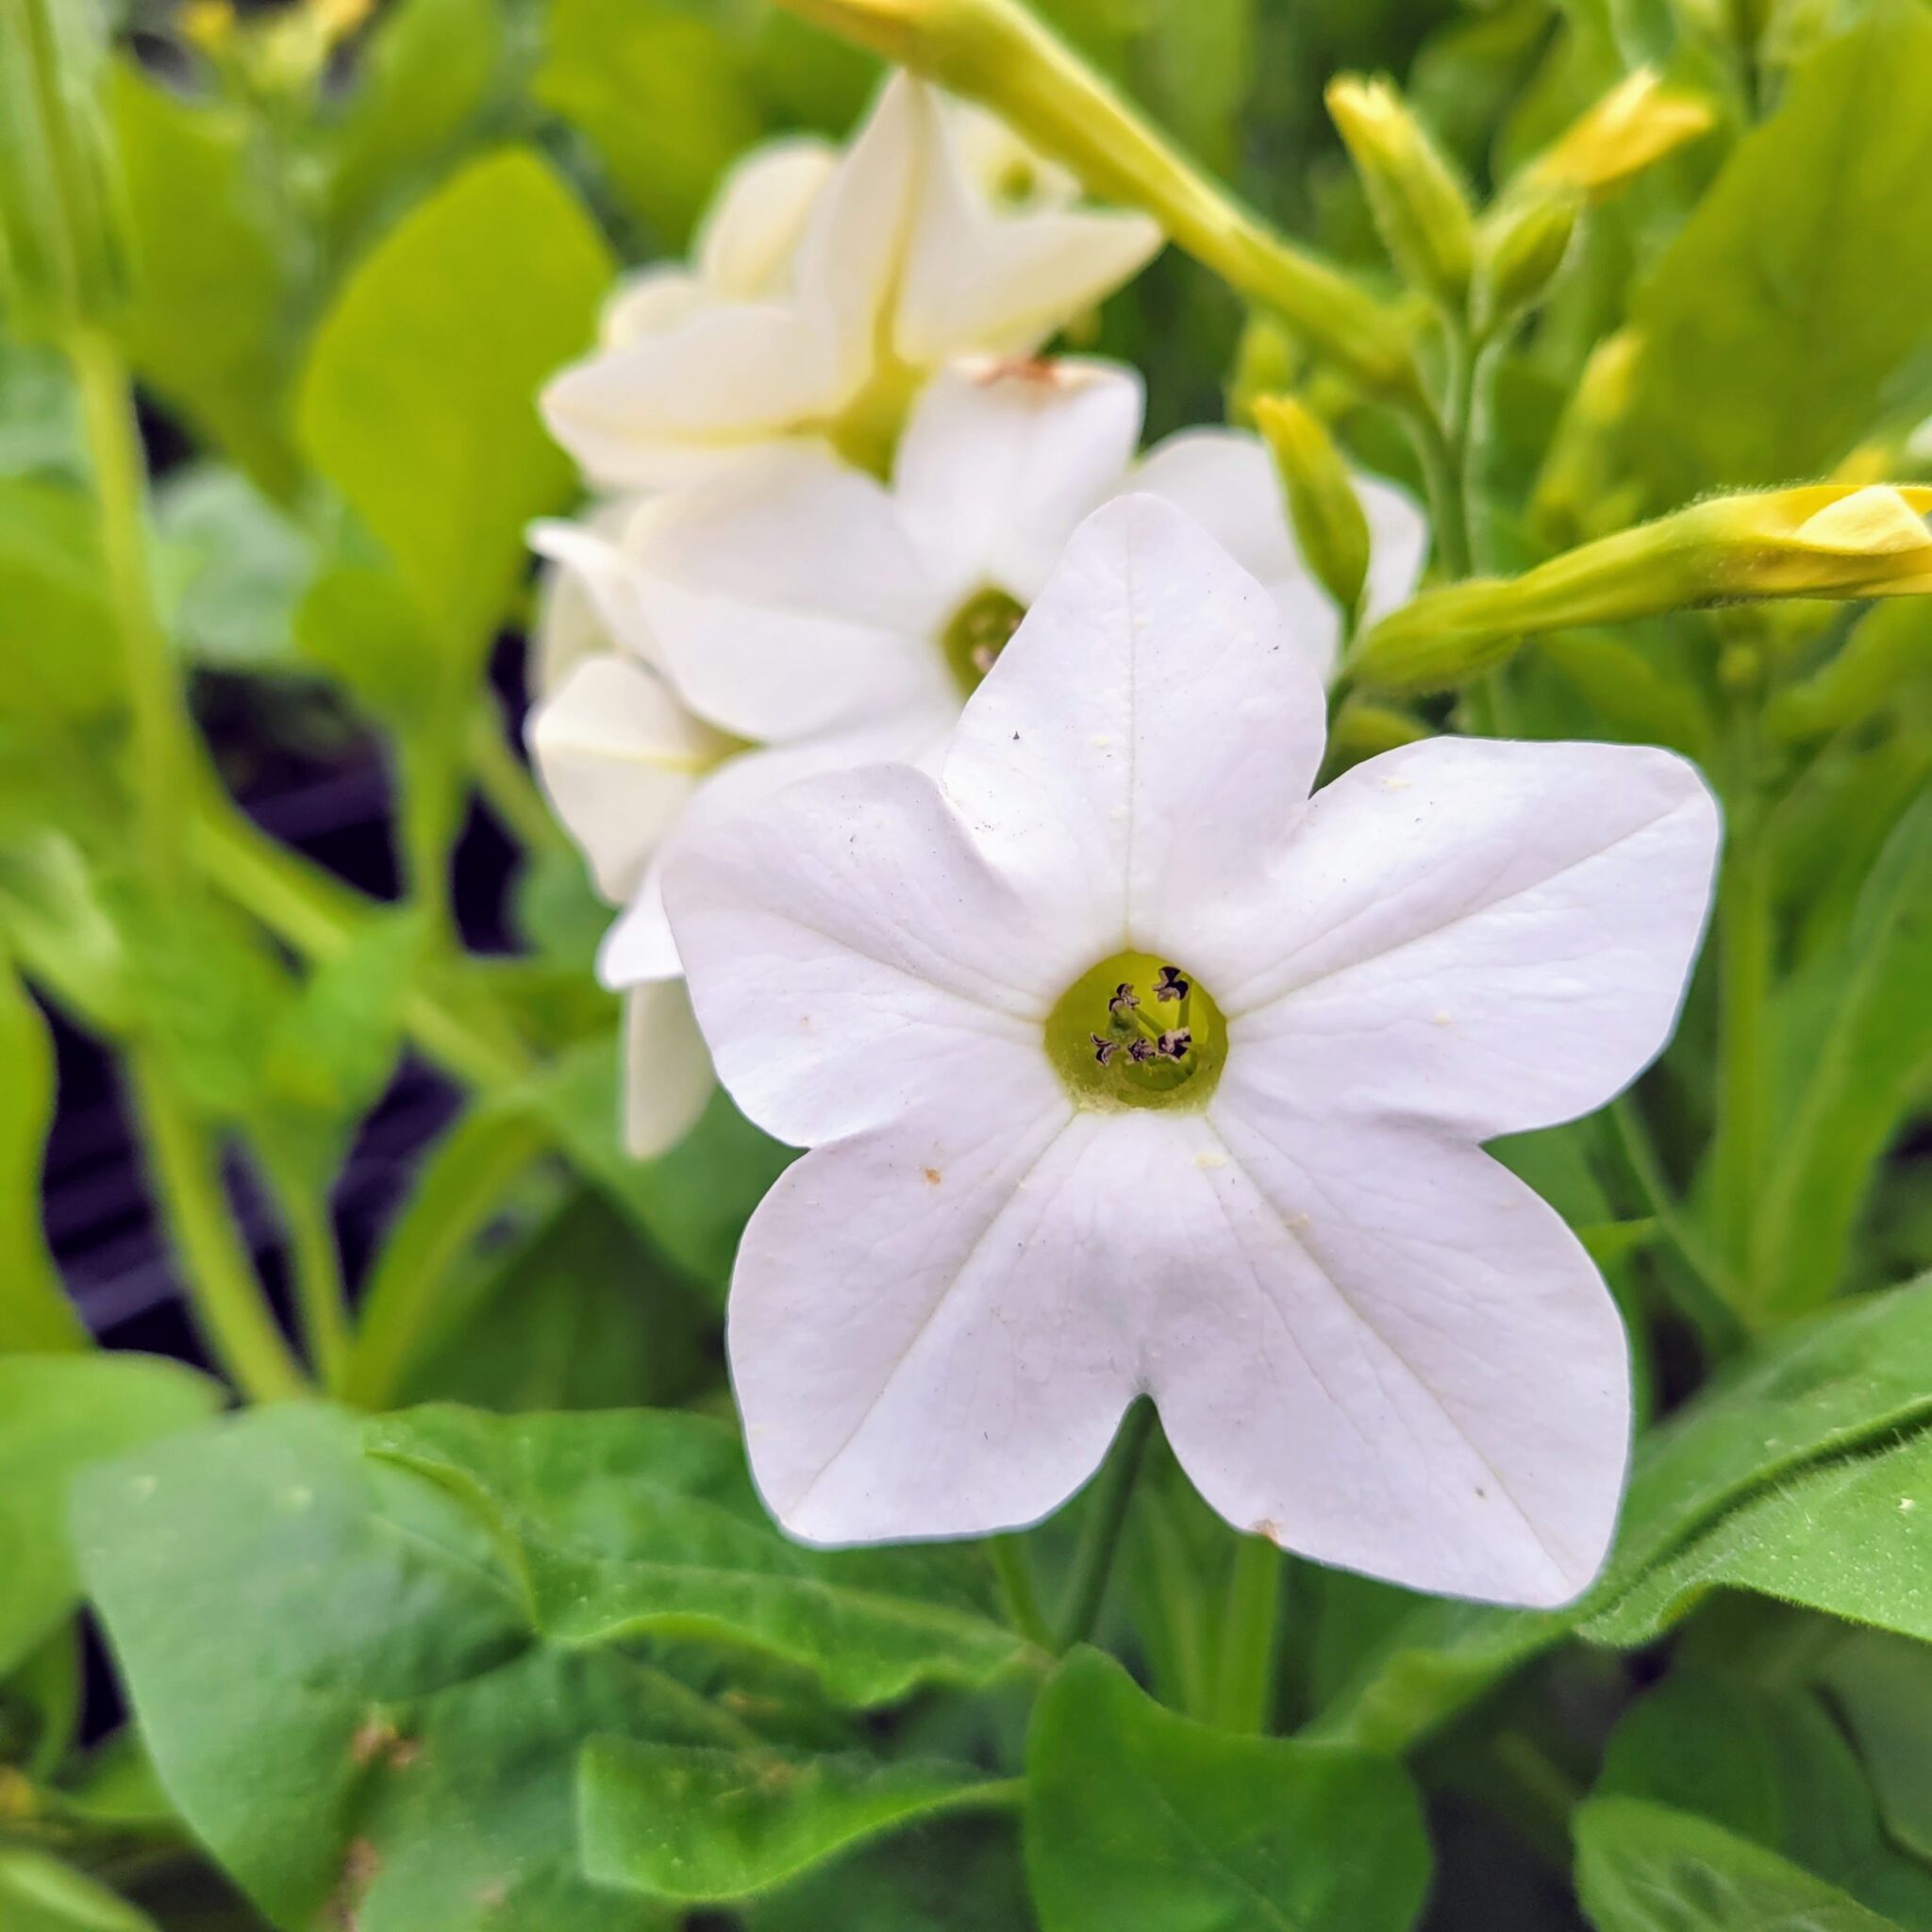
{"left": 1712, "top": 774, "right": 1773, "bottom": 1288}
{"left": 1213, "top": 1534, "right": 1283, "bottom": 1732}
{"left": 1056, "top": 1398, "right": 1155, "bottom": 1651}
{"left": 277, "top": 1173, "right": 352, "bottom": 1393}
{"left": 468, "top": 702, "right": 567, "bottom": 856}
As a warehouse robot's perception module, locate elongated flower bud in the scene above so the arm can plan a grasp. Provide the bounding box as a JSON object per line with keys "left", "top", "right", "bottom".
{"left": 1525, "top": 69, "right": 1717, "bottom": 199}
{"left": 1350, "top": 483, "right": 1932, "bottom": 691}
{"left": 1252, "top": 393, "right": 1371, "bottom": 625}
{"left": 1325, "top": 75, "right": 1475, "bottom": 312}
{"left": 1474, "top": 192, "right": 1578, "bottom": 336}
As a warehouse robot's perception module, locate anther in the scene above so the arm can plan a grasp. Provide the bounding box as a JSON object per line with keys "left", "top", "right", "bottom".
{"left": 1108, "top": 982, "right": 1140, "bottom": 1017}
{"left": 1158, "top": 1029, "right": 1191, "bottom": 1059}
{"left": 1125, "top": 1038, "right": 1156, "bottom": 1064}
{"left": 1090, "top": 1033, "right": 1120, "bottom": 1066}
{"left": 1154, "top": 966, "right": 1190, "bottom": 1003}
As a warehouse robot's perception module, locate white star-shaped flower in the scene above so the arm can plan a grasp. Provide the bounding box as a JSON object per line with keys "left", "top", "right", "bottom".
{"left": 541, "top": 75, "right": 1161, "bottom": 491}
{"left": 660, "top": 496, "right": 1722, "bottom": 1608}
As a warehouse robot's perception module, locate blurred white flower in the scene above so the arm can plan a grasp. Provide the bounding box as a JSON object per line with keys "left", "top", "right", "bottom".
{"left": 541, "top": 75, "right": 1161, "bottom": 490}
{"left": 661, "top": 495, "right": 1721, "bottom": 1608}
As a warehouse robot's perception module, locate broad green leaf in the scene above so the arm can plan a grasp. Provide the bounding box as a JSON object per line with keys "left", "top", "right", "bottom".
{"left": 154, "top": 464, "right": 316, "bottom": 670}
{"left": 0, "top": 1353, "right": 219, "bottom": 1674}
{"left": 1756, "top": 792, "right": 1932, "bottom": 1315}
{"left": 743, "top": 1818, "right": 1033, "bottom": 1931}
{"left": 319, "top": 0, "right": 505, "bottom": 257}
{"left": 110, "top": 63, "right": 302, "bottom": 499}
{"left": 0, "top": 477, "right": 119, "bottom": 719}
{"left": 1628, "top": 3, "right": 1932, "bottom": 491}
{"left": 295, "top": 147, "right": 613, "bottom": 661}
{"left": 1597, "top": 1670, "right": 1932, "bottom": 1926}
{"left": 1584, "top": 1428, "right": 1932, "bottom": 1646}
{"left": 0, "top": 965, "right": 86, "bottom": 1352}
{"left": 1320, "top": 1274, "right": 1932, "bottom": 1747}
{"left": 1818, "top": 1632, "right": 1932, "bottom": 1867}
{"left": 367, "top": 1406, "right": 1040, "bottom": 1707}
{"left": 0, "top": 1850, "right": 160, "bottom": 1932}
{"left": 579, "top": 1737, "right": 1006, "bottom": 1903}
{"left": 1026, "top": 1649, "right": 1430, "bottom": 1932}
{"left": 1574, "top": 1797, "right": 1907, "bottom": 1932}
{"left": 74, "top": 1402, "right": 743, "bottom": 1932}
{"left": 537, "top": 0, "right": 762, "bottom": 245}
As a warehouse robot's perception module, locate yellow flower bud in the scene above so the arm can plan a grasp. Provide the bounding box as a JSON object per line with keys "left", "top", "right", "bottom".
{"left": 1324, "top": 75, "right": 1475, "bottom": 311}
{"left": 1525, "top": 69, "right": 1717, "bottom": 199}
{"left": 1350, "top": 483, "right": 1932, "bottom": 691}
{"left": 178, "top": 0, "right": 236, "bottom": 53}
{"left": 1474, "top": 192, "right": 1579, "bottom": 335}
{"left": 1252, "top": 393, "right": 1372, "bottom": 626}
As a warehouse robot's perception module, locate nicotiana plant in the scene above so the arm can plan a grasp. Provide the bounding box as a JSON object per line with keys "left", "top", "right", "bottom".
{"left": 4, "top": 0, "right": 1932, "bottom": 1929}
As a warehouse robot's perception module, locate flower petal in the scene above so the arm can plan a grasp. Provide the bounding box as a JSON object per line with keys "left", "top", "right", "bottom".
{"left": 623, "top": 979, "right": 713, "bottom": 1159}
{"left": 599, "top": 265, "right": 708, "bottom": 349}
{"left": 663, "top": 761, "right": 1072, "bottom": 1147}
{"left": 730, "top": 1095, "right": 1172, "bottom": 1545}
{"left": 1156, "top": 1103, "right": 1629, "bottom": 1606}
{"left": 892, "top": 358, "right": 1144, "bottom": 609}
{"left": 1224, "top": 737, "right": 1721, "bottom": 1138}
{"left": 625, "top": 445, "right": 953, "bottom": 741}
{"left": 695, "top": 136, "right": 839, "bottom": 301}
{"left": 892, "top": 86, "right": 1161, "bottom": 365}
{"left": 529, "top": 499, "right": 636, "bottom": 698}
{"left": 941, "top": 493, "right": 1329, "bottom": 982}
{"left": 525, "top": 654, "right": 726, "bottom": 904}
{"left": 600, "top": 709, "right": 955, "bottom": 990}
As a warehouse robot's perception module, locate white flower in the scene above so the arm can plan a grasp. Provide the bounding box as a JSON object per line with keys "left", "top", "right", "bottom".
{"left": 540, "top": 75, "right": 1162, "bottom": 491}
{"left": 530, "top": 358, "right": 1426, "bottom": 1157}
{"left": 661, "top": 495, "right": 1722, "bottom": 1608}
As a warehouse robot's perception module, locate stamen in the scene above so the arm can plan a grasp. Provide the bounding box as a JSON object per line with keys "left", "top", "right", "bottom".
{"left": 1158, "top": 1029, "right": 1191, "bottom": 1059}
{"left": 1108, "top": 982, "right": 1140, "bottom": 1017}
{"left": 1125, "top": 1038, "right": 1156, "bottom": 1064}
{"left": 1090, "top": 1033, "right": 1120, "bottom": 1066}
{"left": 1154, "top": 966, "right": 1190, "bottom": 1003}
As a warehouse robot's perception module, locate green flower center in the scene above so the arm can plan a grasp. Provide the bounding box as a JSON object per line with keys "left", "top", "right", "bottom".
{"left": 941, "top": 587, "right": 1026, "bottom": 694}
{"left": 1044, "top": 950, "right": 1226, "bottom": 1111}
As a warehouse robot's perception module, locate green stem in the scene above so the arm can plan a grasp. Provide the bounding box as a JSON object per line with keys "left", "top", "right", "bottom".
{"left": 1607, "top": 1096, "right": 1744, "bottom": 1353}
{"left": 276, "top": 1171, "right": 352, "bottom": 1393}
{"left": 1405, "top": 401, "right": 1472, "bottom": 582}
{"left": 341, "top": 1106, "right": 550, "bottom": 1409}
{"left": 989, "top": 1536, "right": 1055, "bottom": 1653}
{"left": 1212, "top": 1534, "right": 1283, "bottom": 1733}
{"left": 131, "top": 1055, "right": 307, "bottom": 1403}
{"left": 1141, "top": 1488, "right": 1216, "bottom": 1721}
{"left": 1056, "top": 1398, "right": 1155, "bottom": 1651}
{"left": 468, "top": 703, "right": 566, "bottom": 856}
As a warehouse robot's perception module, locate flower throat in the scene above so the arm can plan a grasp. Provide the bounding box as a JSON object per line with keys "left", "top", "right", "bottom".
{"left": 1044, "top": 950, "right": 1227, "bottom": 1110}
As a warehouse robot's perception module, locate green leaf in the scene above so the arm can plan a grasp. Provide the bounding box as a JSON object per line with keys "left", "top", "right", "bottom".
{"left": 1583, "top": 1426, "right": 1932, "bottom": 1647}
{"left": 743, "top": 1818, "right": 1033, "bottom": 1931}
{"left": 154, "top": 464, "right": 316, "bottom": 671}
{"left": 0, "top": 965, "right": 87, "bottom": 1353}
{"left": 295, "top": 147, "right": 613, "bottom": 661}
{"left": 0, "top": 477, "right": 119, "bottom": 720}
{"left": 110, "top": 63, "right": 302, "bottom": 499}
{"left": 1025, "top": 1649, "right": 1430, "bottom": 1932}
{"left": 366, "top": 1405, "right": 1040, "bottom": 1707}
{"left": 580, "top": 1737, "right": 1007, "bottom": 1903}
{"left": 1629, "top": 2, "right": 1932, "bottom": 491}
{"left": 1757, "top": 791, "right": 1932, "bottom": 1314}
{"left": 0, "top": 339, "right": 84, "bottom": 478}
{"left": 1574, "top": 1797, "right": 1908, "bottom": 1932}
{"left": 1818, "top": 1632, "right": 1932, "bottom": 1867}
{"left": 318, "top": 0, "right": 506, "bottom": 258}
{"left": 1768, "top": 604, "right": 1932, "bottom": 745}
{"left": 0, "top": 1850, "right": 160, "bottom": 1932}
{"left": 1597, "top": 1669, "right": 1932, "bottom": 1926}
{"left": 537, "top": 0, "right": 762, "bottom": 245}
{"left": 74, "top": 1402, "right": 743, "bottom": 1932}
{"left": 0, "top": 1353, "right": 220, "bottom": 1675}
{"left": 1319, "top": 1274, "right": 1932, "bottom": 1748}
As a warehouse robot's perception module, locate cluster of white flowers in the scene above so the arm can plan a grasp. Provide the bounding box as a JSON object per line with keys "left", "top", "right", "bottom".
{"left": 530, "top": 75, "right": 1721, "bottom": 1606}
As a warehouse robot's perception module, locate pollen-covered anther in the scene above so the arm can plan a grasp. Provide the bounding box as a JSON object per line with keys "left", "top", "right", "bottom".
{"left": 1108, "top": 982, "right": 1140, "bottom": 1016}
{"left": 1125, "top": 1038, "right": 1157, "bottom": 1064}
{"left": 1158, "top": 1029, "right": 1191, "bottom": 1060}
{"left": 1154, "top": 966, "right": 1190, "bottom": 1002}
{"left": 1090, "top": 1033, "right": 1120, "bottom": 1066}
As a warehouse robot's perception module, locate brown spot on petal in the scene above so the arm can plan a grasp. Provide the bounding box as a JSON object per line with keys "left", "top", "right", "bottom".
{"left": 973, "top": 354, "right": 1062, "bottom": 387}
{"left": 1251, "top": 1520, "right": 1285, "bottom": 1545}
{"left": 923, "top": 1167, "right": 942, "bottom": 1186}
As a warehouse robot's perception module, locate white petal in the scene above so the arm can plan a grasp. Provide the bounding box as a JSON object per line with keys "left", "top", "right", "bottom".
{"left": 892, "top": 85, "right": 1161, "bottom": 365}
{"left": 600, "top": 266, "right": 708, "bottom": 349}
{"left": 1151, "top": 1103, "right": 1629, "bottom": 1606}
{"left": 731, "top": 1097, "right": 1173, "bottom": 1545}
{"left": 1359, "top": 472, "right": 1430, "bottom": 622}
{"left": 528, "top": 515, "right": 661, "bottom": 674}
{"left": 663, "top": 761, "right": 1073, "bottom": 1148}
{"left": 1224, "top": 737, "right": 1722, "bottom": 1138}
{"left": 891, "top": 358, "right": 1144, "bottom": 608}
{"left": 695, "top": 136, "right": 839, "bottom": 300}
{"left": 942, "top": 96, "right": 1080, "bottom": 209}
{"left": 598, "top": 711, "right": 952, "bottom": 990}
{"left": 540, "top": 304, "right": 851, "bottom": 492}
{"left": 529, "top": 498, "right": 636, "bottom": 698}
{"left": 941, "top": 493, "right": 1329, "bottom": 983}
{"left": 525, "top": 655, "right": 725, "bottom": 904}
{"left": 623, "top": 445, "right": 953, "bottom": 742}
{"left": 623, "top": 979, "right": 713, "bottom": 1159}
